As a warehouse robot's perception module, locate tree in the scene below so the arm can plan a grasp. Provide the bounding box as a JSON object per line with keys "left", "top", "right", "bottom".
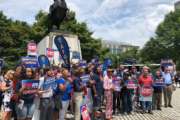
{"left": 140, "top": 9, "right": 180, "bottom": 69}
{"left": 0, "top": 11, "right": 32, "bottom": 68}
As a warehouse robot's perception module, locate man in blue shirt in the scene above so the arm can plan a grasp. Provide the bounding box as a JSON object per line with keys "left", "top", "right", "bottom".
{"left": 162, "top": 67, "right": 174, "bottom": 108}
{"left": 57, "top": 68, "right": 72, "bottom": 120}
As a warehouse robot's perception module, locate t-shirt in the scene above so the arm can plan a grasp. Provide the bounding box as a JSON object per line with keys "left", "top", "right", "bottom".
{"left": 16, "top": 80, "right": 35, "bottom": 104}
{"left": 139, "top": 75, "right": 153, "bottom": 87}
{"left": 162, "top": 72, "right": 172, "bottom": 85}
{"left": 56, "top": 78, "right": 72, "bottom": 101}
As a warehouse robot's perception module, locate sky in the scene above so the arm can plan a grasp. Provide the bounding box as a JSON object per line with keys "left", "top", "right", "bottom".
{"left": 0, "top": 0, "right": 178, "bottom": 47}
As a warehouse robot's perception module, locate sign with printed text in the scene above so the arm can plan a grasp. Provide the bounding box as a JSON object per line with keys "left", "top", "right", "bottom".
{"left": 141, "top": 86, "right": 153, "bottom": 97}
{"left": 43, "top": 78, "right": 57, "bottom": 90}
{"left": 80, "top": 75, "right": 90, "bottom": 86}
{"left": 21, "top": 56, "right": 39, "bottom": 68}
{"left": 127, "top": 80, "right": 137, "bottom": 89}
{"left": 38, "top": 55, "right": 50, "bottom": 68}
{"left": 46, "top": 48, "right": 54, "bottom": 58}
{"left": 153, "top": 78, "right": 165, "bottom": 87}
{"left": 27, "top": 42, "right": 37, "bottom": 56}
{"left": 21, "top": 80, "right": 39, "bottom": 94}
{"left": 81, "top": 104, "right": 91, "bottom": 120}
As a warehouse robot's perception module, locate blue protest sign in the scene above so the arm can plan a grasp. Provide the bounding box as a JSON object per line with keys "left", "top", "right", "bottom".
{"left": 54, "top": 35, "right": 70, "bottom": 69}
{"left": 21, "top": 56, "right": 39, "bottom": 68}
{"left": 38, "top": 55, "right": 50, "bottom": 68}
{"left": 43, "top": 78, "right": 57, "bottom": 90}
{"left": 80, "top": 74, "right": 90, "bottom": 86}
{"left": 103, "top": 58, "right": 112, "bottom": 72}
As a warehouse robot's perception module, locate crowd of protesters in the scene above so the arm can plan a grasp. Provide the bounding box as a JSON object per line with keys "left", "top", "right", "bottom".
{"left": 0, "top": 61, "right": 178, "bottom": 120}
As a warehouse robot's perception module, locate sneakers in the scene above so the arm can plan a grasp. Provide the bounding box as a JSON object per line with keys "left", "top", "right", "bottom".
{"left": 168, "top": 105, "right": 173, "bottom": 108}
{"left": 148, "top": 110, "right": 153, "bottom": 114}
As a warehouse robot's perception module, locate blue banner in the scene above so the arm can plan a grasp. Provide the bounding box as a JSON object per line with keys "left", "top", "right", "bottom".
{"left": 21, "top": 80, "right": 39, "bottom": 94}
{"left": 43, "top": 78, "right": 57, "bottom": 90}
{"left": 80, "top": 74, "right": 90, "bottom": 86}
{"left": 38, "top": 55, "right": 50, "bottom": 68}
{"left": 21, "top": 56, "right": 39, "bottom": 68}
{"left": 54, "top": 35, "right": 70, "bottom": 69}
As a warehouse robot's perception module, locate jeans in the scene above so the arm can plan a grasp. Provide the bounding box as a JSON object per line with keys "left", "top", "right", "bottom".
{"left": 113, "top": 91, "right": 120, "bottom": 112}
{"left": 153, "top": 92, "right": 162, "bottom": 109}
{"left": 39, "top": 98, "right": 54, "bottom": 120}
{"left": 59, "top": 100, "right": 70, "bottom": 120}
{"left": 142, "top": 101, "right": 152, "bottom": 111}
{"left": 16, "top": 102, "right": 36, "bottom": 119}
{"left": 122, "top": 90, "right": 132, "bottom": 113}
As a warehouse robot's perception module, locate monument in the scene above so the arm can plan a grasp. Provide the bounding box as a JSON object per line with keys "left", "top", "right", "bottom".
{"left": 48, "top": 0, "right": 68, "bottom": 31}
{"left": 37, "top": 0, "right": 82, "bottom": 66}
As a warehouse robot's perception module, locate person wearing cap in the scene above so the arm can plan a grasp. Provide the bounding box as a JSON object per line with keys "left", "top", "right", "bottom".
{"left": 138, "top": 66, "right": 153, "bottom": 114}
{"left": 103, "top": 67, "right": 114, "bottom": 120}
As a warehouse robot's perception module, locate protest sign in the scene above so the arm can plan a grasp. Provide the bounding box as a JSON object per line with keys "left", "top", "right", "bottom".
{"left": 38, "top": 55, "right": 50, "bottom": 68}
{"left": 21, "top": 80, "right": 39, "bottom": 94}
{"left": 27, "top": 42, "right": 37, "bottom": 56}
{"left": 21, "top": 56, "right": 39, "bottom": 68}
{"left": 54, "top": 35, "right": 70, "bottom": 69}
{"left": 127, "top": 80, "right": 138, "bottom": 89}
{"left": 80, "top": 75, "right": 90, "bottom": 86}
{"left": 153, "top": 78, "right": 165, "bottom": 87}
{"left": 43, "top": 78, "right": 57, "bottom": 90}
{"left": 141, "top": 86, "right": 153, "bottom": 97}
{"left": 81, "top": 104, "right": 91, "bottom": 120}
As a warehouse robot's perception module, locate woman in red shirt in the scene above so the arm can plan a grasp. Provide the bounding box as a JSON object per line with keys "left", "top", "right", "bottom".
{"left": 139, "top": 66, "right": 153, "bottom": 114}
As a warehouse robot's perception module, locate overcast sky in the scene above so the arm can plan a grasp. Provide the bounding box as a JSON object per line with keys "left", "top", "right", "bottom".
{"left": 0, "top": 0, "right": 178, "bottom": 47}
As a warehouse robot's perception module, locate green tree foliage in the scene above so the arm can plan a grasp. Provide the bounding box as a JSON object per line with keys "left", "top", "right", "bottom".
{"left": 140, "top": 10, "right": 180, "bottom": 69}
{"left": 104, "top": 47, "right": 139, "bottom": 67}
{"left": 0, "top": 11, "right": 32, "bottom": 68}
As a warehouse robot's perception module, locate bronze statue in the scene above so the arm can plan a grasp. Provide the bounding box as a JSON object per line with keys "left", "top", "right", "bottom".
{"left": 49, "top": 0, "right": 68, "bottom": 31}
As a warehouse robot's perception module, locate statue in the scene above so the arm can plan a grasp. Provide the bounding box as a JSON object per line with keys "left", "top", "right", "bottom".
{"left": 48, "top": 0, "right": 68, "bottom": 31}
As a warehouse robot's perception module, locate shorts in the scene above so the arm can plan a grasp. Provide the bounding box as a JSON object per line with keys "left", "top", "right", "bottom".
{"left": 2, "top": 101, "right": 13, "bottom": 112}
{"left": 16, "top": 102, "right": 36, "bottom": 119}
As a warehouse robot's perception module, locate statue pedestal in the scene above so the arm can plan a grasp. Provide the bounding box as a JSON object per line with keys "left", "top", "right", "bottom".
{"left": 37, "top": 32, "right": 82, "bottom": 65}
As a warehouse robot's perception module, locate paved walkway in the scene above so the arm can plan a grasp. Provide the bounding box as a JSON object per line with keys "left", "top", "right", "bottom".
{"left": 114, "top": 87, "right": 180, "bottom": 120}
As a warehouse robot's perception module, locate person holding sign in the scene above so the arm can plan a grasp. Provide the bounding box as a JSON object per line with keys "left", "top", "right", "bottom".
{"left": 153, "top": 70, "right": 164, "bottom": 110}
{"left": 38, "top": 68, "right": 56, "bottom": 120}
{"left": 73, "top": 68, "right": 85, "bottom": 120}
{"left": 139, "top": 66, "right": 153, "bottom": 114}
{"left": 103, "top": 67, "right": 114, "bottom": 120}
{"left": 15, "top": 68, "right": 37, "bottom": 120}
{"left": 57, "top": 68, "right": 73, "bottom": 120}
